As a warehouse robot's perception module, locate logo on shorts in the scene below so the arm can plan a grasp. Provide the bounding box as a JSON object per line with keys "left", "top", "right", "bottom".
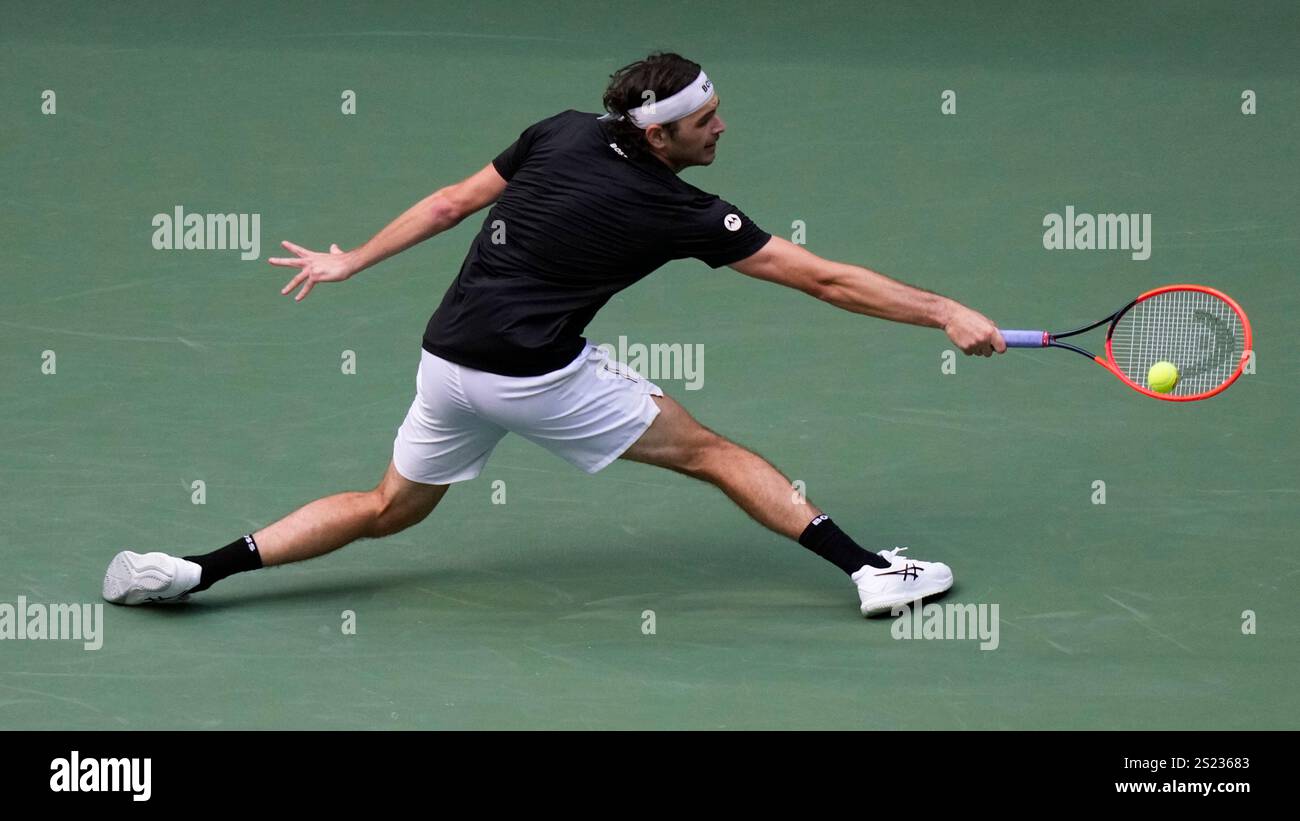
{"left": 723, "top": 214, "right": 741, "bottom": 232}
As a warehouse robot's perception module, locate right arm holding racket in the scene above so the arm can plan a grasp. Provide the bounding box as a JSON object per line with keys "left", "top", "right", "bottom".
{"left": 733, "top": 238, "right": 1252, "bottom": 401}
{"left": 731, "top": 236, "right": 1008, "bottom": 357}
{"left": 270, "top": 163, "right": 508, "bottom": 302}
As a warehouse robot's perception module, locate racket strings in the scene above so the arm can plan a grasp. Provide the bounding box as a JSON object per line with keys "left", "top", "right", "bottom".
{"left": 1110, "top": 290, "right": 1245, "bottom": 395}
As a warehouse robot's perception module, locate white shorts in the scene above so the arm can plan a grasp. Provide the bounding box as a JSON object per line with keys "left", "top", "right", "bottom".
{"left": 392, "top": 343, "right": 664, "bottom": 485}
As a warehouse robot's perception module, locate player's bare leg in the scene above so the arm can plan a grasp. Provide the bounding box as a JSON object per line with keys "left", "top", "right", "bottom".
{"left": 620, "top": 394, "right": 819, "bottom": 539}
{"left": 254, "top": 461, "right": 448, "bottom": 566}
{"left": 103, "top": 461, "right": 447, "bottom": 604}
{"left": 620, "top": 394, "right": 953, "bottom": 616}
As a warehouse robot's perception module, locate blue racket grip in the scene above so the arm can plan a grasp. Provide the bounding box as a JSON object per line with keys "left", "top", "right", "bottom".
{"left": 999, "top": 329, "right": 1049, "bottom": 348}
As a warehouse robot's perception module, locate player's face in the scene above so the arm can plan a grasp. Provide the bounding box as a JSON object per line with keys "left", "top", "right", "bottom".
{"left": 658, "top": 97, "right": 726, "bottom": 170}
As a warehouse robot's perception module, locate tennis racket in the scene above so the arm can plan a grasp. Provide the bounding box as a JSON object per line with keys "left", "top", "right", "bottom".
{"left": 998, "top": 284, "right": 1252, "bottom": 401}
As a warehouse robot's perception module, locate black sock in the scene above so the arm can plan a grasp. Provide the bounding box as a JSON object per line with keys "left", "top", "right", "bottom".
{"left": 798, "top": 515, "right": 890, "bottom": 575}
{"left": 183, "top": 534, "right": 264, "bottom": 593}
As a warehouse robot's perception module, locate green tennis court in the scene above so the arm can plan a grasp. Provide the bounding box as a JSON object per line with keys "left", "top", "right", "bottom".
{"left": 2, "top": 0, "right": 1296, "bottom": 729}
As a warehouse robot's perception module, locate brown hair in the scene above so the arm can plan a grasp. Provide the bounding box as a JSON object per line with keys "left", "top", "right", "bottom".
{"left": 601, "top": 52, "right": 702, "bottom": 157}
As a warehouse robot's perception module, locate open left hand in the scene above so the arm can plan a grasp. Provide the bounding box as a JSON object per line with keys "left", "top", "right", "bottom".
{"left": 269, "top": 241, "right": 356, "bottom": 302}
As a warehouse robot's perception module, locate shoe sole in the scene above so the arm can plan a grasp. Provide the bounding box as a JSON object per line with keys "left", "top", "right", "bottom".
{"left": 860, "top": 576, "right": 955, "bottom": 618}
{"left": 102, "top": 551, "right": 181, "bottom": 605}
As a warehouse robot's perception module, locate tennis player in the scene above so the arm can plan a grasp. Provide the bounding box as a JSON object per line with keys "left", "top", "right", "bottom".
{"left": 103, "top": 53, "right": 1006, "bottom": 617}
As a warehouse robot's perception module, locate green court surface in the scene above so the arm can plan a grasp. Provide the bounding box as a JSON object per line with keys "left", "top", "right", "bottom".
{"left": 2, "top": 1, "right": 1296, "bottom": 729}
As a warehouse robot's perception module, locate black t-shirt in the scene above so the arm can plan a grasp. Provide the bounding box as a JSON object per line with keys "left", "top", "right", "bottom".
{"left": 422, "top": 109, "right": 772, "bottom": 376}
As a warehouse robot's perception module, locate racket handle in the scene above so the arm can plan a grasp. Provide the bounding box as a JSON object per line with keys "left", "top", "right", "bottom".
{"left": 999, "top": 329, "right": 1049, "bottom": 348}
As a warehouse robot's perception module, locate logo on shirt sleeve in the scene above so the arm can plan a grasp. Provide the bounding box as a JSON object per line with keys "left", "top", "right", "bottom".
{"left": 723, "top": 213, "right": 742, "bottom": 232}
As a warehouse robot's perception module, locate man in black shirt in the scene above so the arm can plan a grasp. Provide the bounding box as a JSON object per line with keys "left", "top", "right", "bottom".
{"left": 103, "top": 53, "right": 1006, "bottom": 617}
{"left": 421, "top": 105, "right": 772, "bottom": 375}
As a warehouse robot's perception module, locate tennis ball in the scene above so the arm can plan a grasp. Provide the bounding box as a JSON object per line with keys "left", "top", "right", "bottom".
{"left": 1147, "top": 361, "right": 1179, "bottom": 393}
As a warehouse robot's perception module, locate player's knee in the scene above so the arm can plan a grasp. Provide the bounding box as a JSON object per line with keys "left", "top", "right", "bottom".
{"left": 679, "top": 431, "right": 732, "bottom": 479}
{"left": 367, "top": 490, "right": 432, "bottom": 538}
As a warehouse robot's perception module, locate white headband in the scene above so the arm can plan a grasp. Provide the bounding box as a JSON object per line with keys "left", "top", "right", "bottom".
{"left": 615, "top": 70, "right": 715, "bottom": 128}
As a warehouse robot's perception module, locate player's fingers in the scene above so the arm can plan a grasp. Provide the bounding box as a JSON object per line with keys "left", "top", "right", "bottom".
{"left": 329, "top": 243, "right": 342, "bottom": 254}
{"left": 991, "top": 331, "right": 1007, "bottom": 353}
{"left": 281, "top": 272, "right": 308, "bottom": 295}
{"left": 268, "top": 257, "right": 306, "bottom": 268}
{"left": 281, "top": 240, "right": 311, "bottom": 257}
{"left": 294, "top": 280, "right": 315, "bottom": 302}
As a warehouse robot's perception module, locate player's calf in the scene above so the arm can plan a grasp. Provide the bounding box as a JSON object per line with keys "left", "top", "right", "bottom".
{"left": 622, "top": 394, "right": 957, "bottom": 619}
{"left": 101, "top": 462, "right": 448, "bottom": 605}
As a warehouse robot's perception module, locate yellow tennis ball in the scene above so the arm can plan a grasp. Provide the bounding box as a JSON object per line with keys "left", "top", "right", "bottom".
{"left": 1147, "top": 361, "right": 1179, "bottom": 393}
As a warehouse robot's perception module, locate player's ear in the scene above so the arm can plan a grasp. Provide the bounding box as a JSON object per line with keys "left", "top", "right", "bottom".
{"left": 644, "top": 124, "right": 669, "bottom": 149}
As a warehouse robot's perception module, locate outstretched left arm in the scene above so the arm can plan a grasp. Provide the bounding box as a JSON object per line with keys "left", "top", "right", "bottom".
{"left": 271, "top": 163, "right": 507, "bottom": 302}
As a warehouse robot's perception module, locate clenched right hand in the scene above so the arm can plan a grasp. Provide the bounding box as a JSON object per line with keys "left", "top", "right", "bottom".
{"left": 944, "top": 304, "right": 1007, "bottom": 357}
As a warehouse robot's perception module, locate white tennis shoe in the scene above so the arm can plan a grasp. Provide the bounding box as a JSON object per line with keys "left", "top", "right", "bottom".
{"left": 852, "top": 547, "right": 954, "bottom": 617}
{"left": 102, "top": 550, "right": 202, "bottom": 605}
